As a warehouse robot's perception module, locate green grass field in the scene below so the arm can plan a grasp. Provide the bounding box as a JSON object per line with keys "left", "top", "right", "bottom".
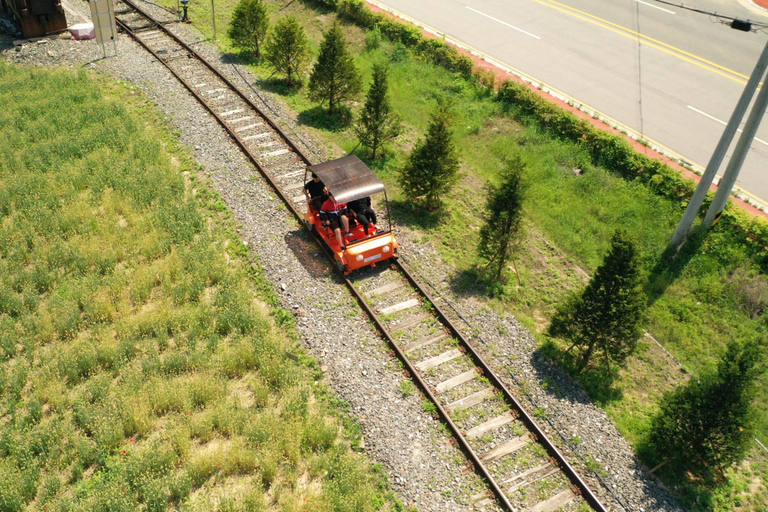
{"left": 0, "top": 61, "right": 397, "bottom": 511}
{"left": 160, "top": 0, "right": 768, "bottom": 508}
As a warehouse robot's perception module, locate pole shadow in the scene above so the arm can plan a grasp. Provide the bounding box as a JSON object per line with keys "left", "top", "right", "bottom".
{"left": 646, "top": 223, "right": 708, "bottom": 307}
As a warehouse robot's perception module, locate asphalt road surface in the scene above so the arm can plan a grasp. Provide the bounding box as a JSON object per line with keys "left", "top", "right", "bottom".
{"left": 370, "top": 0, "right": 768, "bottom": 207}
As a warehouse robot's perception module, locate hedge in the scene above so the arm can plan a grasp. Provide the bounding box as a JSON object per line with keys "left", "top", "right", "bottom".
{"left": 307, "top": 0, "right": 768, "bottom": 268}
{"left": 497, "top": 79, "right": 768, "bottom": 268}
{"left": 314, "top": 0, "right": 473, "bottom": 77}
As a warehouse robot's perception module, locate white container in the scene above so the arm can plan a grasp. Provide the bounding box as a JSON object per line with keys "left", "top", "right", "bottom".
{"left": 69, "top": 23, "right": 95, "bottom": 41}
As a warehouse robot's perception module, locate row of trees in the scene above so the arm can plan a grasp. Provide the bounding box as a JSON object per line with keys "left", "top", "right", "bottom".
{"left": 393, "top": 85, "right": 764, "bottom": 484}
{"left": 228, "top": 1, "right": 765, "bottom": 482}
{"left": 228, "top": 1, "right": 401, "bottom": 157}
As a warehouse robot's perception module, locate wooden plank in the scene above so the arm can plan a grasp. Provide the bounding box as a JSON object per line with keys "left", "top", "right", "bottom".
{"left": 391, "top": 312, "right": 429, "bottom": 330}
{"left": 242, "top": 132, "right": 271, "bottom": 141}
{"left": 380, "top": 298, "right": 419, "bottom": 315}
{"left": 415, "top": 348, "right": 463, "bottom": 371}
{"left": 262, "top": 149, "right": 290, "bottom": 158}
{"left": 292, "top": 194, "right": 306, "bottom": 204}
{"left": 363, "top": 281, "right": 404, "bottom": 298}
{"left": 530, "top": 489, "right": 577, "bottom": 512}
{"left": 506, "top": 465, "right": 558, "bottom": 493}
{"left": 478, "top": 436, "right": 529, "bottom": 463}
{"left": 445, "top": 387, "right": 495, "bottom": 413}
{"left": 404, "top": 333, "right": 447, "bottom": 353}
{"left": 234, "top": 123, "right": 261, "bottom": 133}
{"left": 229, "top": 116, "right": 256, "bottom": 123}
{"left": 465, "top": 411, "right": 516, "bottom": 439}
{"left": 277, "top": 169, "right": 305, "bottom": 180}
{"left": 219, "top": 108, "right": 244, "bottom": 117}
{"left": 204, "top": 88, "right": 227, "bottom": 95}
{"left": 283, "top": 182, "right": 305, "bottom": 191}
{"left": 435, "top": 370, "right": 477, "bottom": 393}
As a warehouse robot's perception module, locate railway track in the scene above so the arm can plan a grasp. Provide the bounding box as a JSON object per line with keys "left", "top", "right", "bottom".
{"left": 113, "top": 3, "right": 610, "bottom": 510}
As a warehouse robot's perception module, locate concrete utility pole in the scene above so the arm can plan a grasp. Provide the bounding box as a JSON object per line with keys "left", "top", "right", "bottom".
{"left": 703, "top": 59, "right": 768, "bottom": 228}
{"left": 669, "top": 37, "right": 768, "bottom": 247}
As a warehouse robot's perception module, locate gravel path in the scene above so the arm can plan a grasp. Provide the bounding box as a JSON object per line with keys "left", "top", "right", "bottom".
{"left": 1, "top": 3, "right": 683, "bottom": 510}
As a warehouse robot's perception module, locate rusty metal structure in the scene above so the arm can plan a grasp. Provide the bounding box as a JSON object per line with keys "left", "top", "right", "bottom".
{"left": 1, "top": 0, "right": 67, "bottom": 39}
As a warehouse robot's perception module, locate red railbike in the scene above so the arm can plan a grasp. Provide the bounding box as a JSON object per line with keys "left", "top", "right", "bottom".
{"left": 303, "top": 155, "right": 398, "bottom": 273}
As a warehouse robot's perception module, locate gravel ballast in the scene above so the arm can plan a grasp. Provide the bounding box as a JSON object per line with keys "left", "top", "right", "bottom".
{"left": 1, "top": 2, "right": 682, "bottom": 510}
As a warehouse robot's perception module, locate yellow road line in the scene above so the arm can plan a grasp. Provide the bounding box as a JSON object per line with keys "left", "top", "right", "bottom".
{"left": 535, "top": 0, "right": 749, "bottom": 84}
{"left": 366, "top": 0, "right": 768, "bottom": 208}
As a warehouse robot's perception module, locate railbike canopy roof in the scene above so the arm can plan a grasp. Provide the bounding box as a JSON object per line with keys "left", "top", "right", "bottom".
{"left": 307, "top": 155, "right": 386, "bottom": 204}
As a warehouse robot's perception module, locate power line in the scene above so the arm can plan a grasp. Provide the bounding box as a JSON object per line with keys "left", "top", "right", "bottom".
{"left": 634, "top": 1, "right": 645, "bottom": 138}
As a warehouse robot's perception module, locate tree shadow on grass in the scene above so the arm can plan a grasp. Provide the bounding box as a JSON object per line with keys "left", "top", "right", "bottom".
{"left": 448, "top": 267, "right": 490, "bottom": 300}
{"left": 645, "top": 223, "right": 708, "bottom": 307}
{"left": 538, "top": 339, "right": 624, "bottom": 405}
{"left": 299, "top": 105, "right": 353, "bottom": 131}
{"left": 634, "top": 436, "right": 726, "bottom": 512}
{"left": 389, "top": 198, "right": 442, "bottom": 231}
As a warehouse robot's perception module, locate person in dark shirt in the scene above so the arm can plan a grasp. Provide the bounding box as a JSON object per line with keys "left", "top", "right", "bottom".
{"left": 304, "top": 172, "right": 328, "bottom": 210}
{"left": 347, "top": 196, "right": 377, "bottom": 236}
{"left": 319, "top": 193, "right": 350, "bottom": 251}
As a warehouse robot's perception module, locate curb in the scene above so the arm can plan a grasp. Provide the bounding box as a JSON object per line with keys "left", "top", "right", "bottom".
{"left": 366, "top": 0, "right": 768, "bottom": 220}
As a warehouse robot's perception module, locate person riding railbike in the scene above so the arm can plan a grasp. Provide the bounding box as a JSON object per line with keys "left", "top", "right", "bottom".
{"left": 304, "top": 172, "right": 328, "bottom": 211}
{"left": 319, "top": 192, "right": 350, "bottom": 251}
{"left": 347, "top": 196, "right": 377, "bottom": 237}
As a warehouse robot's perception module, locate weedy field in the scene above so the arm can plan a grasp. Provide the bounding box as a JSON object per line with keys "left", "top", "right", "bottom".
{"left": 0, "top": 61, "right": 396, "bottom": 511}
{"left": 164, "top": 0, "right": 768, "bottom": 509}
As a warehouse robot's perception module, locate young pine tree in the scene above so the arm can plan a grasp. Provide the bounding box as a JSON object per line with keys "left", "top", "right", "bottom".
{"left": 264, "top": 16, "right": 309, "bottom": 87}
{"left": 649, "top": 339, "right": 764, "bottom": 480}
{"left": 478, "top": 157, "right": 527, "bottom": 283}
{"left": 398, "top": 98, "right": 460, "bottom": 211}
{"left": 308, "top": 23, "right": 362, "bottom": 115}
{"left": 355, "top": 63, "right": 402, "bottom": 159}
{"left": 227, "top": 0, "right": 269, "bottom": 58}
{"left": 548, "top": 229, "right": 646, "bottom": 371}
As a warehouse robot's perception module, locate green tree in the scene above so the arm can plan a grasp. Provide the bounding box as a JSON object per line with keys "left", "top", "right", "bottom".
{"left": 308, "top": 23, "right": 362, "bottom": 115}
{"left": 397, "top": 98, "right": 460, "bottom": 211}
{"left": 264, "top": 16, "right": 309, "bottom": 87}
{"left": 548, "top": 229, "right": 646, "bottom": 371}
{"left": 478, "top": 157, "right": 527, "bottom": 283}
{"left": 355, "top": 63, "right": 402, "bottom": 159}
{"left": 227, "top": 0, "right": 269, "bottom": 58}
{"left": 649, "top": 339, "right": 764, "bottom": 480}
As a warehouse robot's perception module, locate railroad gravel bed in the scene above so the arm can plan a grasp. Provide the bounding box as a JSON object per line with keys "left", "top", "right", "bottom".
{"left": 1, "top": 3, "right": 681, "bottom": 510}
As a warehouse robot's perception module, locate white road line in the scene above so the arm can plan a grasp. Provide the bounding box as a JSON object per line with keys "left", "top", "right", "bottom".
{"left": 465, "top": 6, "right": 541, "bottom": 40}
{"left": 634, "top": 0, "right": 675, "bottom": 14}
{"left": 687, "top": 105, "right": 768, "bottom": 147}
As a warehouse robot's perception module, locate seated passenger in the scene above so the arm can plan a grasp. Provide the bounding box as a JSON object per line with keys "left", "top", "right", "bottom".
{"left": 347, "top": 196, "right": 377, "bottom": 236}
{"left": 304, "top": 172, "right": 328, "bottom": 211}
{"left": 320, "top": 193, "right": 350, "bottom": 251}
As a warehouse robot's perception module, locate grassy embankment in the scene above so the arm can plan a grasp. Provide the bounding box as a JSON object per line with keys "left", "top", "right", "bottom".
{"left": 0, "top": 61, "right": 400, "bottom": 511}
{"left": 168, "top": 0, "right": 768, "bottom": 508}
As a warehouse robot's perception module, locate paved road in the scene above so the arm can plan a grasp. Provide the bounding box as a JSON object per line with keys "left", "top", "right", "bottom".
{"left": 370, "top": 0, "right": 768, "bottom": 206}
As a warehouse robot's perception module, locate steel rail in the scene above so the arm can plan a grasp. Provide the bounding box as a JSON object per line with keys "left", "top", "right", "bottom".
{"left": 345, "top": 277, "right": 519, "bottom": 511}
{"left": 115, "top": 15, "right": 306, "bottom": 224}
{"left": 395, "top": 261, "right": 609, "bottom": 512}
{"left": 122, "top": 0, "right": 313, "bottom": 167}
{"left": 113, "top": 4, "right": 608, "bottom": 509}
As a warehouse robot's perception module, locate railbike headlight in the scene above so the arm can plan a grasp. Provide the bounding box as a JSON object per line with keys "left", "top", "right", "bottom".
{"left": 382, "top": 245, "right": 390, "bottom": 253}
{"left": 356, "top": 254, "right": 364, "bottom": 261}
